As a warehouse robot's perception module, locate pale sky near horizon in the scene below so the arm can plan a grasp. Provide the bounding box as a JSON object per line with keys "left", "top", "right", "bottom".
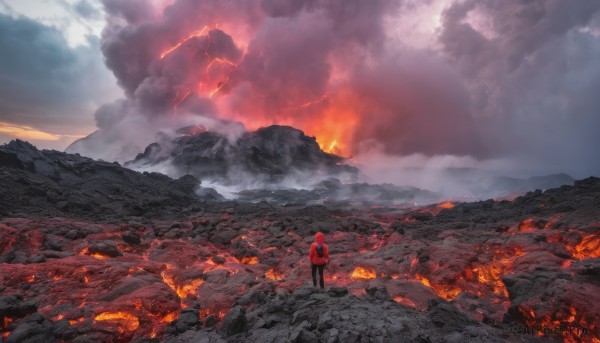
{"left": 0, "top": 0, "right": 120, "bottom": 150}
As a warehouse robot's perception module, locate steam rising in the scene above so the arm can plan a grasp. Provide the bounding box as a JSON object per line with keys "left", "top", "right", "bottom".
{"left": 67, "top": 0, "right": 600, "bottom": 199}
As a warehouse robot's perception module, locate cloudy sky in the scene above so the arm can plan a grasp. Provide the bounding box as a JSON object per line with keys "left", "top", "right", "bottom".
{"left": 1, "top": 0, "right": 599, "bottom": 178}
{"left": 0, "top": 0, "right": 120, "bottom": 149}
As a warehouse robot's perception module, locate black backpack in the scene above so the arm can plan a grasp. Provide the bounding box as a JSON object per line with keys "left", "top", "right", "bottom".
{"left": 316, "top": 243, "right": 325, "bottom": 258}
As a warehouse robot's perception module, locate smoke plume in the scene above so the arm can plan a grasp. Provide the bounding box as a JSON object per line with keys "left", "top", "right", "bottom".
{"left": 67, "top": 0, "right": 600, "bottom": 195}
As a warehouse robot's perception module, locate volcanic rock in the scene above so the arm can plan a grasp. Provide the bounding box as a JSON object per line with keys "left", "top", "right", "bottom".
{"left": 87, "top": 242, "right": 122, "bottom": 258}
{"left": 128, "top": 125, "right": 357, "bottom": 184}
{"left": 168, "top": 308, "right": 201, "bottom": 334}
{"left": 218, "top": 306, "right": 247, "bottom": 337}
{"left": 0, "top": 295, "right": 37, "bottom": 319}
{"left": 122, "top": 231, "right": 141, "bottom": 245}
{"left": 163, "top": 330, "right": 226, "bottom": 343}
{"left": 327, "top": 286, "right": 348, "bottom": 297}
{"left": 5, "top": 313, "right": 55, "bottom": 343}
{"left": 0, "top": 140, "right": 222, "bottom": 219}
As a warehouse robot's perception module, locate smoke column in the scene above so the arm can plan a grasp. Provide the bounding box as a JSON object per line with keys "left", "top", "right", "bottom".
{"left": 68, "top": 0, "right": 600, "bottom": 189}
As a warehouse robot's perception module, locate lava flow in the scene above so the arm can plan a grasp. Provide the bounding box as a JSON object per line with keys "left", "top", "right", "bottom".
{"left": 2, "top": 177, "right": 600, "bottom": 342}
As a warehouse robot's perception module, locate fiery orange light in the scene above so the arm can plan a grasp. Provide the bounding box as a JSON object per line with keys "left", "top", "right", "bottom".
{"left": 437, "top": 201, "right": 455, "bottom": 209}
{"left": 208, "top": 80, "right": 229, "bottom": 98}
{"left": 0, "top": 122, "right": 62, "bottom": 141}
{"left": 160, "top": 26, "right": 208, "bottom": 59}
{"left": 410, "top": 256, "right": 419, "bottom": 268}
{"left": 206, "top": 58, "right": 236, "bottom": 72}
{"left": 572, "top": 233, "right": 600, "bottom": 259}
{"left": 415, "top": 273, "right": 462, "bottom": 300}
{"left": 69, "top": 318, "right": 85, "bottom": 325}
{"left": 160, "top": 264, "right": 205, "bottom": 299}
{"left": 239, "top": 256, "right": 259, "bottom": 265}
{"left": 265, "top": 268, "right": 284, "bottom": 281}
{"left": 94, "top": 312, "right": 140, "bottom": 332}
{"left": 89, "top": 253, "right": 109, "bottom": 259}
{"left": 200, "top": 309, "right": 226, "bottom": 320}
{"left": 351, "top": 267, "right": 376, "bottom": 280}
{"left": 393, "top": 295, "right": 417, "bottom": 308}
{"left": 471, "top": 264, "right": 509, "bottom": 297}
{"left": 518, "top": 219, "right": 537, "bottom": 232}
{"left": 282, "top": 94, "right": 328, "bottom": 112}
{"left": 173, "top": 89, "right": 192, "bottom": 110}
{"left": 161, "top": 312, "right": 178, "bottom": 323}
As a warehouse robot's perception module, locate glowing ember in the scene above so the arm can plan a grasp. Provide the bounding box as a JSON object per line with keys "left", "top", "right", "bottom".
{"left": 410, "top": 256, "right": 419, "bottom": 268}
{"left": 265, "top": 268, "right": 285, "bottom": 281}
{"left": 79, "top": 246, "right": 110, "bottom": 259}
{"left": 572, "top": 233, "right": 600, "bottom": 259}
{"left": 89, "top": 253, "right": 109, "bottom": 259}
{"left": 437, "top": 201, "right": 455, "bottom": 209}
{"left": 351, "top": 267, "right": 376, "bottom": 280}
{"left": 415, "top": 274, "right": 462, "bottom": 301}
{"left": 161, "top": 312, "right": 179, "bottom": 323}
{"left": 518, "top": 219, "right": 537, "bottom": 232}
{"left": 69, "top": 318, "right": 85, "bottom": 325}
{"left": 239, "top": 256, "right": 259, "bottom": 265}
{"left": 393, "top": 296, "right": 417, "bottom": 308}
{"left": 94, "top": 311, "right": 139, "bottom": 332}
{"left": 161, "top": 266, "right": 204, "bottom": 299}
{"left": 471, "top": 264, "right": 509, "bottom": 297}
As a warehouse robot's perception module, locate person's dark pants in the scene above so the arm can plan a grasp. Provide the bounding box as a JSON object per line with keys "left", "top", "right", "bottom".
{"left": 311, "top": 263, "right": 325, "bottom": 288}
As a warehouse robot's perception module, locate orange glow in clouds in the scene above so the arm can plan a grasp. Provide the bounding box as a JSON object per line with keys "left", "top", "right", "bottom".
{"left": 160, "top": 24, "right": 361, "bottom": 156}
{"left": 160, "top": 26, "right": 208, "bottom": 59}
{"left": 0, "top": 122, "right": 61, "bottom": 141}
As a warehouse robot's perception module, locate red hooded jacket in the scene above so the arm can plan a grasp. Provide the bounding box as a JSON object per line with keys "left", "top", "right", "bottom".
{"left": 309, "top": 232, "right": 329, "bottom": 265}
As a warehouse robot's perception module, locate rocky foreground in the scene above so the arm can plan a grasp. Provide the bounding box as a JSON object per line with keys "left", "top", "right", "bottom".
{"left": 1, "top": 141, "right": 599, "bottom": 343}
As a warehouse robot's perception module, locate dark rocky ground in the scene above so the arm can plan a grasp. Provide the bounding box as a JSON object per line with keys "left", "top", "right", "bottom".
{"left": 1, "top": 140, "right": 599, "bottom": 343}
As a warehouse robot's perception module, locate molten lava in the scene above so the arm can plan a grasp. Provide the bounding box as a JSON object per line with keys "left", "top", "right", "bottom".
{"left": 437, "top": 201, "right": 455, "bottom": 209}
{"left": 94, "top": 311, "right": 140, "bottom": 333}
{"left": 239, "top": 256, "right": 259, "bottom": 265}
{"left": 265, "top": 268, "right": 285, "bottom": 281}
{"left": 572, "top": 233, "right": 600, "bottom": 259}
{"left": 160, "top": 265, "right": 204, "bottom": 299}
{"left": 415, "top": 273, "right": 462, "bottom": 301}
{"left": 393, "top": 296, "right": 417, "bottom": 308}
{"left": 351, "top": 267, "right": 377, "bottom": 280}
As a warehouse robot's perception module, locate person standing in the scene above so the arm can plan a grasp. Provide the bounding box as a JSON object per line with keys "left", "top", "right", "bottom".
{"left": 309, "top": 232, "right": 329, "bottom": 289}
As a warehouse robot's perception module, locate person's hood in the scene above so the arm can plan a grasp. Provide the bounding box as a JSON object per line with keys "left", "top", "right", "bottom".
{"left": 315, "top": 232, "right": 324, "bottom": 243}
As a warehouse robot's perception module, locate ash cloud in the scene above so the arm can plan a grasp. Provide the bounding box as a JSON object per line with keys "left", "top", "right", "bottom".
{"left": 67, "top": 0, "right": 600, "bottom": 195}
{"left": 437, "top": 0, "right": 600, "bottom": 177}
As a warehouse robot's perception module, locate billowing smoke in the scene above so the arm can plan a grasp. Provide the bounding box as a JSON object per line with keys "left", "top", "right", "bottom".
{"left": 67, "top": 0, "right": 600, "bottom": 198}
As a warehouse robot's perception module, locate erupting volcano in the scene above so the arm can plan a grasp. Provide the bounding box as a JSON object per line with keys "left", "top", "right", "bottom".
{"left": 1, "top": 0, "right": 600, "bottom": 342}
